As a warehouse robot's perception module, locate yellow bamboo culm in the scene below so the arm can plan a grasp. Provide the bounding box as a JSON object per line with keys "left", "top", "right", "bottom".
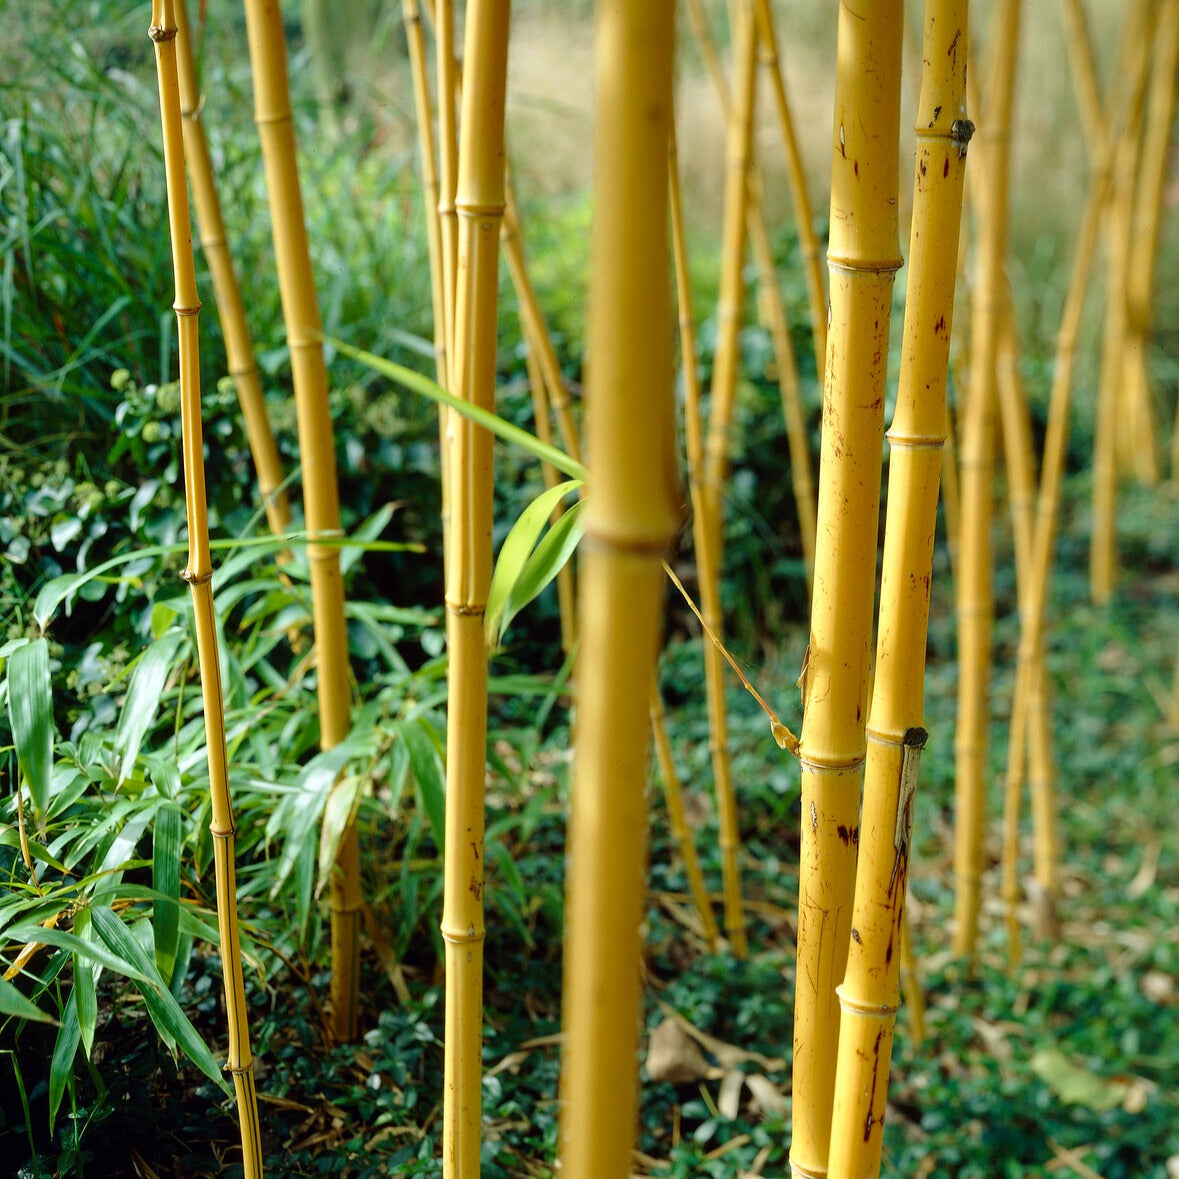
{"left": 650, "top": 682, "right": 721, "bottom": 950}
{"left": 685, "top": 0, "right": 818, "bottom": 588}
{"left": 826, "top": 7, "right": 969, "bottom": 1174}
{"left": 951, "top": 0, "right": 1020, "bottom": 962}
{"left": 789, "top": 5, "right": 905, "bottom": 1176}
{"left": 751, "top": 0, "right": 827, "bottom": 384}
{"left": 435, "top": 0, "right": 459, "bottom": 375}
{"left": 1001, "top": 0, "right": 1154, "bottom": 959}
{"left": 439, "top": 2, "right": 512, "bottom": 1174}
{"left": 241, "top": 0, "right": 356, "bottom": 1039}
{"left": 401, "top": 0, "right": 448, "bottom": 391}
{"left": 173, "top": 0, "right": 291, "bottom": 540}
{"left": 1122, "top": 0, "right": 1179, "bottom": 487}
{"left": 1090, "top": 1, "right": 1154, "bottom": 604}
{"left": 693, "top": 0, "right": 758, "bottom": 960}
{"left": 149, "top": 5, "right": 263, "bottom": 1174}
{"left": 557, "top": 2, "right": 679, "bottom": 1175}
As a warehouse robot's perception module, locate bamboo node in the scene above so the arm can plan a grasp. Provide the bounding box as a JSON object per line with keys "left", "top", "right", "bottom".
{"left": 148, "top": 24, "right": 178, "bottom": 43}
{"left": 797, "top": 751, "right": 866, "bottom": 774}
{"left": 180, "top": 568, "right": 213, "bottom": 586}
{"left": 789, "top": 1162, "right": 827, "bottom": 1179}
{"left": 884, "top": 429, "right": 945, "bottom": 450}
{"left": 455, "top": 200, "right": 508, "bottom": 219}
{"left": 253, "top": 110, "right": 294, "bottom": 128}
{"left": 826, "top": 254, "right": 903, "bottom": 277}
{"left": 835, "top": 984, "right": 899, "bottom": 1018}
{"left": 174, "top": 302, "right": 200, "bottom": 317}
{"left": 210, "top": 823, "right": 238, "bottom": 841}
{"left": 440, "top": 923, "right": 486, "bottom": 946}
{"left": 224, "top": 1059, "right": 256, "bottom": 1076}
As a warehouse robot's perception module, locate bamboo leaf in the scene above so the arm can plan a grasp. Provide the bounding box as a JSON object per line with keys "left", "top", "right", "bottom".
{"left": 339, "top": 501, "right": 398, "bottom": 575}
{"left": 115, "top": 630, "right": 184, "bottom": 784}
{"left": 4, "top": 923, "right": 150, "bottom": 985}
{"left": 486, "top": 479, "right": 582, "bottom": 648}
{"left": 90, "top": 905, "right": 227, "bottom": 1091}
{"left": 316, "top": 774, "right": 365, "bottom": 899}
{"left": 0, "top": 976, "right": 55, "bottom": 1024}
{"left": 497, "top": 499, "right": 587, "bottom": 647}
{"left": 49, "top": 989, "right": 81, "bottom": 1132}
{"left": 330, "top": 337, "right": 587, "bottom": 480}
{"left": 402, "top": 717, "right": 445, "bottom": 850}
{"left": 73, "top": 908, "right": 98, "bottom": 1057}
{"left": 7, "top": 637, "right": 53, "bottom": 814}
{"left": 152, "top": 802, "right": 183, "bottom": 984}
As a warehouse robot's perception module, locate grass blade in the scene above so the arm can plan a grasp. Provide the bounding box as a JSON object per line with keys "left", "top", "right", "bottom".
{"left": 7, "top": 638, "right": 53, "bottom": 814}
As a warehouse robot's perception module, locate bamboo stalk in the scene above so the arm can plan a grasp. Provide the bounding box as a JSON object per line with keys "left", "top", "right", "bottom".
{"left": 173, "top": 0, "right": 291, "bottom": 541}
{"left": 439, "top": 3, "right": 512, "bottom": 1173}
{"left": 1001, "top": 1, "right": 1153, "bottom": 959}
{"left": 650, "top": 681, "right": 721, "bottom": 951}
{"left": 789, "top": 4, "right": 905, "bottom": 1175}
{"left": 557, "top": 6, "right": 679, "bottom": 1174}
{"left": 149, "top": 5, "right": 263, "bottom": 1173}
{"left": 899, "top": 909, "right": 926, "bottom": 1045}
{"left": 401, "top": 0, "right": 448, "bottom": 391}
{"left": 435, "top": 0, "right": 459, "bottom": 375}
{"left": 951, "top": 0, "right": 1020, "bottom": 962}
{"left": 751, "top": 0, "right": 827, "bottom": 384}
{"left": 1091, "top": 4, "right": 1153, "bottom": 603}
{"left": 746, "top": 165, "right": 818, "bottom": 593}
{"left": 692, "top": 0, "right": 758, "bottom": 960}
{"left": 826, "top": 7, "right": 969, "bottom": 1173}
{"left": 241, "top": 0, "right": 356, "bottom": 1040}
{"left": 1122, "top": 0, "right": 1179, "bottom": 486}
{"left": 1060, "top": 0, "right": 1105, "bottom": 159}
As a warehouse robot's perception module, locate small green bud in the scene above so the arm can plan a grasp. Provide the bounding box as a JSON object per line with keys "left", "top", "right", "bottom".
{"left": 141, "top": 421, "right": 168, "bottom": 444}
{"left": 155, "top": 382, "right": 182, "bottom": 415}
{"left": 111, "top": 368, "right": 131, "bottom": 391}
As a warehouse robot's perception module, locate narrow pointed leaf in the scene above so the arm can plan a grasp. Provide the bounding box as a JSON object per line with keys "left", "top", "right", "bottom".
{"left": 402, "top": 717, "right": 445, "bottom": 850}
{"left": 49, "top": 989, "right": 81, "bottom": 1131}
{"left": 7, "top": 638, "right": 53, "bottom": 814}
{"left": 0, "top": 976, "right": 55, "bottom": 1024}
{"left": 152, "top": 802, "right": 182, "bottom": 983}
{"left": 486, "top": 479, "right": 581, "bottom": 646}
{"left": 115, "top": 630, "right": 184, "bottom": 784}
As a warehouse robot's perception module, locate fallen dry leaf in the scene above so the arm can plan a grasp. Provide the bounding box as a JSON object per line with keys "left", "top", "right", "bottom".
{"left": 646, "top": 1017, "right": 712, "bottom": 1083}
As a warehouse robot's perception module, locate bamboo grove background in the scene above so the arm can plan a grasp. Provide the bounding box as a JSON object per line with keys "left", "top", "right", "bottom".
{"left": 1, "top": 0, "right": 1179, "bottom": 1176}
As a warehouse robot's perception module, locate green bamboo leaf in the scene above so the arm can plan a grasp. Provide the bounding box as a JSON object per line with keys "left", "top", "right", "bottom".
{"left": 340, "top": 501, "right": 397, "bottom": 575}
{"left": 268, "top": 739, "right": 361, "bottom": 898}
{"left": 49, "top": 990, "right": 81, "bottom": 1132}
{"left": 115, "top": 630, "right": 184, "bottom": 784}
{"left": 498, "top": 499, "right": 587, "bottom": 647}
{"left": 0, "top": 976, "right": 56, "bottom": 1024}
{"left": 402, "top": 717, "right": 445, "bottom": 850}
{"left": 90, "top": 906, "right": 227, "bottom": 1092}
{"left": 72, "top": 908, "right": 98, "bottom": 1057}
{"left": 316, "top": 774, "right": 366, "bottom": 899}
{"left": 5, "top": 923, "right": 151, "bottom": 984}
{"left": 7, "top": 638, "right": 53, "bottom": 814}
{"left": 330, "top": 337, "right": 587, "bottom": 480}
{"left": 152, "top": 802, "right": 182, "bottom": 984}
{"left": 486, "top": 480, "right": 582, "bottom": 648}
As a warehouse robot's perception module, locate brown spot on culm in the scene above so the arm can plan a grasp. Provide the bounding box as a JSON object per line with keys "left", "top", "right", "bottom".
{"left": 838, "top": 824, "right": 851, "bottom": 845}
{"left": 943, "top": 157, "right": 950, "bottom": 178}
{"left": 851, "top": 927, "right": 862, "bottom": 945}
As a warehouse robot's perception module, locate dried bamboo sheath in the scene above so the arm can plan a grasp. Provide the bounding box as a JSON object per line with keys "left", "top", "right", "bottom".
{"left": 790, "top": 5, "right": 904, "bottom": 1176}
{"left": 149, "top": 4, "right": 263, "bottom": 1173}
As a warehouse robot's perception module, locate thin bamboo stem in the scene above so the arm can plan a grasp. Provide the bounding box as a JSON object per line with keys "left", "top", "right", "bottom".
{"left": 1123, "top": 0, "right": 1179, "bottom": 486}
{"left": 789, "top": 4, "right": 905, "bottom": 1175}
{"left": 439, "top": 3, "right": 511, "bottom": 1173}
{"left": 1060, "top": 0, "right": 1106, "bottom": 159}
{"left": 1091, "top": 3, "right": 1153, "bottom": 603}
{"left": 826, "top": 6, "right": 969, "bottom": 1172}
{"left": 174, "top": 0, "right": 291, "bottom": 540}
{"left": 951, "top": 0, "right": 1020, "bottom": 962}
{"left": 556, "top": 5, "right": 678, "bottom": 1175}
{"left": 1001, "top": 1, "right": 1153, "bottom": 959}
{"left": 691, "top": 0, "right": 759, "bottom": 961}
{"left": 149, "top": 5, "right": 263, "bottom": 1173}
{"left": 899, "top": 909, "right": 926, "bottom": 1045}
{"left": 751, "top": 0, "right": 827, "bottom": 384}
{"left": 650, "top": 682, "right": 721, "bottom": 951}
{"left": 241, "top": 0, "right": 355, "bottom": 1039}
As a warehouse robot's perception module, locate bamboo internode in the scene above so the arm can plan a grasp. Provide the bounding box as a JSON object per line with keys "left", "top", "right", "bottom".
{"left": 439, "top": 3, "right": 512, "bottom": 1173}
{"left": 241, "top": 0, "right": 356, "bottom": 1040}
{"left": 790, "top": 5, "right": 904, "bottom": 1176}
{"left": 827, "top": 3, "right": 970, "bottom": 1171}
{"left": 149, "top": 3, "right": 263, "bottom": 1172}
{"left": 952, "top": 0, "right": 1020, "bottom": 962}
{"left": 557, "top": 2, "right": 679, "bottom": 1174}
